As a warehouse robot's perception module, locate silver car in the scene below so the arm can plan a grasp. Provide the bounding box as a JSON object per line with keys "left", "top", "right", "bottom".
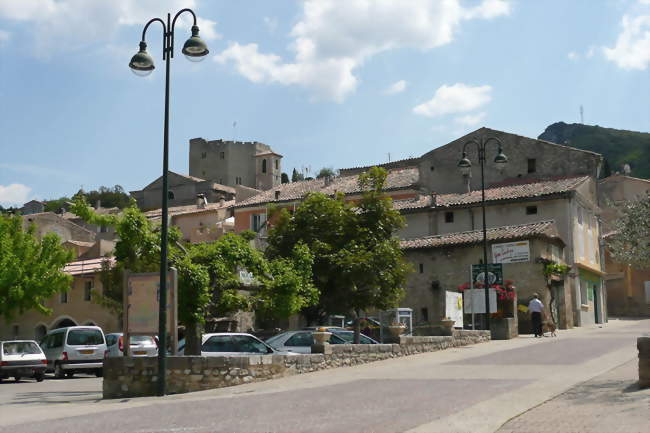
{"left": 180, "top": 333, "right": 292, "bottom": 356}
{"left": 105, "top": 333, "right": 158, "bottom": 358}
{"left": 0, "top": 340, "right": 47, "bottom": 382}
{"left": 40, "top": 326, "right": 107, "bottom": 378}
{"left": 265, "top": 330, "right": 347, "bottom": 354}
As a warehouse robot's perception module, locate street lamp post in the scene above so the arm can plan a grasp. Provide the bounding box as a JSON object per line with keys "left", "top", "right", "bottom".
{"left": 457, "top": 136, "right": 508, "bottom": 332}
{"left": 129, "top": 8, "right": 209, "bottom": 396}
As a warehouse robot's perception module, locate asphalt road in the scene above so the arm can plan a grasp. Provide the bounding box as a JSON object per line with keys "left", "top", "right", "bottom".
{"left": 0, "top": 319, "right": 647, "bottom": 433}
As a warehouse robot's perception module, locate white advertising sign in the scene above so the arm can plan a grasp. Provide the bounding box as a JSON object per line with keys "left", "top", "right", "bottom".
{"left": 463, "top": 289, "right": 497, "bottom": 314}
{"left": 492, "top": 240, "right": 530, "bottom": 264}
{"left": 445, "top": 291, "right": 464, "bottom": 328}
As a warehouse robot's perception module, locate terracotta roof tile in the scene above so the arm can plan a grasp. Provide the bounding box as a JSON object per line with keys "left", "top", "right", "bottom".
{"left": 400, "top": 220, "right": 562, "bottom": 250}
{"left": 145, "top": 200, "right": 235, "bottom": 220}
{"left": 233, "top": 168, "right": 419, "bottom": 209}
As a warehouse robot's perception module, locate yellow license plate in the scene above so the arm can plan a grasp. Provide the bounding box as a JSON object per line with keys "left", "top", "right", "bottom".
{"left": 79, "top": 349, "right": 94, "bottom": 355}
{"left": 134, "top": 351, "right": 146, "bottom": 355}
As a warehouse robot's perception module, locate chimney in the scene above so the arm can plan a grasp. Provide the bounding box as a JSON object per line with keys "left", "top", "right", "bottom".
{"left": 430, "top": 193, "right": 437, "bottom": 207}
{"left": 196, "top": 193, "right": 207, "bottom": 208}
{"left": 324, "top": 175, "right": 334, "bottom": 187}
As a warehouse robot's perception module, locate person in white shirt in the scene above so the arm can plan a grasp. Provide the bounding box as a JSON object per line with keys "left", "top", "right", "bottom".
{"left": 528, "top": 293, "right": 545, "bottom": 337}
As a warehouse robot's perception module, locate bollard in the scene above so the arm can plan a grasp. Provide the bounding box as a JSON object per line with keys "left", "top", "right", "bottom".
{"left": 638, "top": 336, "right": 650, "bottom": 388}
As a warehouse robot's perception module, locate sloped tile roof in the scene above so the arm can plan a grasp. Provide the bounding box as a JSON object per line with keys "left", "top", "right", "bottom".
{"left": 393, "top": 176, "right": 589, "bottom": 212}
{"left": 400, "top": 220, "right": 562, "bottom": 250}
{"left": 63, "top": 257, "right": 115, "bottom": 275}
{"left": 144, "top": 200, "right": 235, "bottom": 220}
{"left": 233, "top": 168, "right": 419, "bottom": 209}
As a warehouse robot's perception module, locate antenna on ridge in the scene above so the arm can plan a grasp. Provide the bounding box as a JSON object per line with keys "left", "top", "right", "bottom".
{"left": 233, "top": 121, "right": 237, "bottom": 141}
{"left": 580, "top": 105, "right": 584, "bottom": 124}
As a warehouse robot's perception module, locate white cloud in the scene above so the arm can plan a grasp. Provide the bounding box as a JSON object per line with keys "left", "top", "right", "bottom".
{"left": 0, "top": 29, "right": 9, "bottom": 46}
{"left": 454, "top": 112, "right": 487, "bottom": 127}
{"left": 0, "top": 0, "right": 218, "bottom": 57}
{"left": 567, "top": 51, "right": 578, "bottom": 61}
{"left": 216, "top": 0, "right": 510, "bottom": 102}
{"left": 585, "top": 45, "right": 596, "bottom": 58}
{"left": 413, "top": 83, "right": 492, "bottom": 118}
{"left": 603, "top": 14, "right": 650, "bottom": 70}
{"left": 0, "top": 183, "right": 31, "bottom": 205}
{"left": 384, "top": 80, "right": 407, "bottom": 95}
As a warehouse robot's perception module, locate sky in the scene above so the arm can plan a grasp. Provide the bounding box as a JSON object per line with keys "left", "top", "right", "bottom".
{"left": 1, "top": 0, "right": 649, "bottom": 206}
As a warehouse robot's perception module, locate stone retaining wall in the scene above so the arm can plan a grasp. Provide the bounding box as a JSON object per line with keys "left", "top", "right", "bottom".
{"left": 103, "top": 330, "right": 489, "bottom": 399}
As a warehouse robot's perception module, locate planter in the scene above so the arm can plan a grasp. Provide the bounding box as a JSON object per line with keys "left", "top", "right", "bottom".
{"left": 312, "top": 331, "right": 331, "bottom": 345}
{"left": 490, "top": 317, "right": 518, "bottom": 340}
{"left": 439, "top": 319, "right": 455, "bottom": 336}
{"left": 388, "top": 325, "right": 406, "bottom": 337}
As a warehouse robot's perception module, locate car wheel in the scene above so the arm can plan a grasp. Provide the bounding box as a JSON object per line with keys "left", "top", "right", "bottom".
{"left": 54, "top": 363, "right": 65, "bottom": 379}
{"left": 65, "top": 372, "right": 74, "bottom": 378}
{"left": 95, "top": 369, "right": 103, "bottom": 378}
{"left": 14, "top": 376, "right": 21, "bottom": 382}
{"left": 35, "top": 372, "right": 45, "bottom": 382}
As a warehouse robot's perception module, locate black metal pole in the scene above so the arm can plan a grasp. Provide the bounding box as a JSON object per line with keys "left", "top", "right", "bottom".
{"left": 157, "top": 12, "right": 171, "bottom": 397}
{"left": 479, "top": 141, "right": 490, "bottom": 332}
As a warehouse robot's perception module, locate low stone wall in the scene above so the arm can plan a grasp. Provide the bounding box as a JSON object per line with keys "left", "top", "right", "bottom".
{"left": 638, "top": 336, "right": 650, "bottom": 388}
{"left": 103, "top": 330, "right": 489, "bottom": 399}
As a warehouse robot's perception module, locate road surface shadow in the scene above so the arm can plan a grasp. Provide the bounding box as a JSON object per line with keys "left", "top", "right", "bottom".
{"left": 9, "top": 391, "right": 102, "bottom": 405}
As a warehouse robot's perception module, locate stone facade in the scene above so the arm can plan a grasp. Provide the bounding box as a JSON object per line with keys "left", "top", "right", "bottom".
{"left": 103, "top": 330, "right": 489, "bottom": 399}
{"left": 189, "top": 138, "right": 282, "bottom": 191}
{"left": 22, "top": 212, "right": 96, "bottom": 244}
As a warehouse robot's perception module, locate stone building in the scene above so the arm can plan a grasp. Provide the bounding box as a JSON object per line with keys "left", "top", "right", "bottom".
{"left": 598, "top": 174, "right": 650, "bottom": 316}
{"left": 395, "top": 176, "right": 606, "bottom": 328}
{"left": 22, "top": 212, "right": 96, "bottom": 244}
{"left": 20, "top": 200, "right": 45, "bottom": 215}
{"left": 130, "top": 171, "right": 235, "bottom": 211}
{"left": 0, "top": 258, "right": 120, "bottom": 341}
{"left": 189, "top": 138, "right": 282, "bottom": 191}
{"left": 400, "top": 221, "right": 568, "bottom": 333}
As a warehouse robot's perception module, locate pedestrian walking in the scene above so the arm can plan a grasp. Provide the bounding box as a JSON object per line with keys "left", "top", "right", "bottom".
{"left": 528, "top": 293, "right": 544, "bottom": 337}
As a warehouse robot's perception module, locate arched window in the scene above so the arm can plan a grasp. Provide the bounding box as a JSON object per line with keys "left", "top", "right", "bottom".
{"left": 262, "top": 159, "right": 267, "bottom": 174}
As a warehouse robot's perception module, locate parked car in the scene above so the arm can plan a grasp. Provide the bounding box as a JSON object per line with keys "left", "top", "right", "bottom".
{"left": 40, "top": 326, "right": 107, "bottom": 378}
{"left": 178, "top": 333, "right": 293, "bottom": 356}
{"left": 0, "top": 340, "right": 47, "bottom": 382}
{"left": 104, "top": 333, "right": 158, "bottom": 358}
{"left": 265, "top": 330, "right": 347, "bottom": 354}
{"left": 302, "top": 327, "right": 378, "bottom": 344}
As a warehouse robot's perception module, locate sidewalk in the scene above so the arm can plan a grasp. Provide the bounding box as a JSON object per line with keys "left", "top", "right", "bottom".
{"left": 496, "top": 359, "right": 650, "bottom": 433}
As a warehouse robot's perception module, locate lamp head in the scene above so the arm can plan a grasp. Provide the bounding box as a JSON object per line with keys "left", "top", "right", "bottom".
{"left": 494, "top": 148, "right": 508, "bottom": 170}
{"left": 458, "top": 153, "right": 472, "bottom": 176}
{"left": 129, "top": 41, "right": 154, "bottom": 77}
{"left": 182, "top": 25, "right": 209, "bottom": 62}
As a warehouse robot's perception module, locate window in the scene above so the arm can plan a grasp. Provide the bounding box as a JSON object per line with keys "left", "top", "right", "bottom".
{"left": 100, "top": 225, "right": 108, "bottom": 233}
{"left": 444, "top": 211, "right": 454, "bottom": 223}
{"left": 577, "top": 206, "right": 583, "bottom": 225}
{"left": 231, "top": 335, "right": 270, "bottom": 353}
{"left": 51, "top": 332, "right": 65, "bottom": 348}
{"left": 220, "top": 152, "right": 225, "bottom": 159}
{"left": 202, "top": 170, "right": 206, "bottom": 177}
{"left": 60, "top": 291, "right": 68, "bottom": 304}
{"left": 235, "top": 177, "right": 242, "bottom": 185}
{"left": 66, "top": 329, "right": 104, "bottom": 346}
{"left": 526, "top": 205, "right": 538, "bottom": 215}
{"left": 275, "top": 191, "right": 281, "bottom": 200}
{"left": 285, "top": 332, "right": 314, "bottom": 347}
{"left": 527, "top": 158, "right": 536, "bottom": 173}
{"left": 420, "top": 307, "right": 429, "bottom": 322}
{"left": 430, "top": 165, "right": 435, "bottom": 171}
{"left": 84, "top": 280, "right": 93, "bottom": 301}
{"left": 201, "top": 152, "right": 207, "bottom": 159}
{"left": 275, "top": 159, "right": 279, "bottom": 170}
{"left": 262, "top": 159, "right": 267, "bottom": 173}
{"left": 202, "top": 335, "right": 234, "bottom": 352}
{"left": 168, "top": 190, "right": 175, "bottom": 200}
{"left": 105, "top": 335, "right": 118, "bottom": 347}
{"left": 419, "top": 263, "right": 424, "bottom": 274}
{"left": 251, "top": 213, "right": 267, "bottom": 231}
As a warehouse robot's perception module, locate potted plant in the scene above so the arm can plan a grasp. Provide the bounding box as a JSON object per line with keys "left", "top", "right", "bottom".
{"left": 440, "top": 317, "right": 455, "bottom": 329}
{"left": 312, "top": 327, "right": 332, "bottom": 344}
{"left": 387, "top": 322, "right": 406, "bottom": 337}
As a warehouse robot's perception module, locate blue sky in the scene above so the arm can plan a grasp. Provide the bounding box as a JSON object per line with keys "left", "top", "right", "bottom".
{"left": 1, "top": 0, "right": 649, "bottom": 206}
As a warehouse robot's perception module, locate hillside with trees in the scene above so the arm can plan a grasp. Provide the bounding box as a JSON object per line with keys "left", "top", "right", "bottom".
{"left": 539, "top": 122, "right": 650, "bottom": 179}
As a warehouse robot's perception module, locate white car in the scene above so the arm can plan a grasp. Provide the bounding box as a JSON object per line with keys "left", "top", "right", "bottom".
{"left": 0, "top": 340, "right": 47, "bottom": 382}
{"left": 104, "top": 333, "right": 158, "bottom": 358}
{"left": 180, "top": 333, "right": 293, "bottom": 356}
{"left": 265, "top": 330, "right": 348, "bottom": 354}
{"left": 40, "top": 326, "right": 107, "bottom": 378}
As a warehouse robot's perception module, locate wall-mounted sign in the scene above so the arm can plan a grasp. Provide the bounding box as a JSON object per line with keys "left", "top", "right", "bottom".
{"left": 492, "top": 240, "right": 530, "bottom": 264}
{"left": 471, "top": 264, "right": 503, "bottom": 286}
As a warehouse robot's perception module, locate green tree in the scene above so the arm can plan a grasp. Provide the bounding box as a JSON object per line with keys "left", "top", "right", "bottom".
{"left": 281, "top": 173, "right": 290, "bottom": 184}
{"left": 316, "top": 167, "right": 336, "bottom": 179}
{"left": 71, "top": 197, "right": 316, "bottom": 354}
{"left": 267, "top": 166, "right": 411, "bottom": 342}
{"left": 0, "top": 214, "right": 73, "bottom": 322}
{"left": 291, "top": 168, "right": 304, "bottom": 182}
{"left": 608, "top": 192, "right": 650, "bottom": 268}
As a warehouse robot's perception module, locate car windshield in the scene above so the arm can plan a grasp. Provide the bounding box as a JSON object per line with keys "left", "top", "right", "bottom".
{"left": 2, "top": 342, "right": 42, "bottom": 355}
{"left": 67, "top": 329, "right": 104, "bottom": 346}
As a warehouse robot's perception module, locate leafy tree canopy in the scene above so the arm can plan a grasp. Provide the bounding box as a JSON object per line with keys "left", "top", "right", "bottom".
{"left": 608, "top": 192, "right": 650, "bottom": 268}
{"left": 316, "top": 167, "right": 337, "bottom": 179}
{"left": 44, "top": 185, "right": 131, "bottom": 212}
{"left": 291, "top": 168, "right": 305, "bottom": 182}
{"left": 266, "top": 166, "right": 411, "bottom": 332}
{"left": 0, "top": 214, "right": 73, "bottom": 322}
